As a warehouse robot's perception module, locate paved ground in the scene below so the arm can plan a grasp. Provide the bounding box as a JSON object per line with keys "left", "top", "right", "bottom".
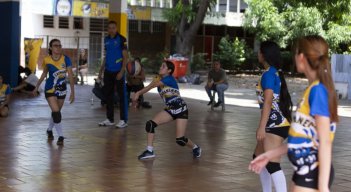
{"left": 0, "top": 82, "right": 350, "bottom": 192}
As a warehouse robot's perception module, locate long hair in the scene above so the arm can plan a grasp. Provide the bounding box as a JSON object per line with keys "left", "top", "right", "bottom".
{"left": 260, "top": 41, "right": 293, "bottom": 122}
{"left": 48, "top": 39, "right": 60, "bottom": 55}
{"left": 294, "top": 35, "right": 338, "bottom": 122}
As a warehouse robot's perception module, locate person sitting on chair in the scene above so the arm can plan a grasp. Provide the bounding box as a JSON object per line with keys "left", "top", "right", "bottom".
{"left": 126, "top": 58, "right": 151, "bottom": 108}
{"left": 205, "top": 61, "right": 228, "bottom": 107}
{"left": 78, "top": 49, "right": 88, "bottom": 85}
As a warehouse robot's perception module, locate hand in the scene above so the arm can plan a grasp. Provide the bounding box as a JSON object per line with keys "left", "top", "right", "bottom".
{"left": 32, "top": 88, "right": 39, "bottom": 97}
{"left": 249, "top": 153, "right": 270, "bottom": 174}
{"left": 256, "top": 127, "right": 265, "bottom": 141}
{"left": 69, "top": 92, "right": 75, "bottom": 104}
{"left": 207, "top": 82, "right": 213, "bottom": 88}
{"left": 132, "top": 92, "right": 140, "bottom": 108}
{"left": 116, "top": 72, "right": 123, "bottom": 80}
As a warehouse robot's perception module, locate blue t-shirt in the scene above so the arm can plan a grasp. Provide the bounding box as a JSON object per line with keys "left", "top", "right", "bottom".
{"left": 309, "top": 83, "right": 329, "bottom": 117}
{"left": 156, "top": 75, "right": 183, "bottom": 106}
{"left": 104, "top": 33, "right": 127, "bottom": 72}
{"left": 261, "top": 66, "right": 281, "bottom": 94}
{"left": 0, "top": 84, "right": 11, "bottom": 104}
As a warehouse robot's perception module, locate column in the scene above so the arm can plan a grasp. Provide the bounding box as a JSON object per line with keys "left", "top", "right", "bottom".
{"left": 226, "top": 0, "right": 229, "bottom": 12}
{"left": 160, "top": 0, "right": 164, "bottom": 8}
{"left": 0, "top": 0, "right": 20, "bottom": 86}
{"left": 237, "top": 0, "right": 240, "bottom": 13}
{"left": 109, "top": 0, "right": 128, "bottom": 38}
{"left": 216, "top": 0, "right": 219, "bottom": 12}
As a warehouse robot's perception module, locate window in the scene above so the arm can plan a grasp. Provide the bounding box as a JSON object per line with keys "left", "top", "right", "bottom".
{"left": 90, "top": 18, "right": 108, "bottom": 32}
{"left": 141, "top": 21, "right": 150, "bottom": 33}
{"left": 74, "top": 17, "right": 84, "bottom": 30}
{"left": 152, "top": 22, "right": 164, "bottom": 33}
{"left": 59, "top": 17, "right": 69, "bottom": 29}
{"left": 129, "top": 20, "right": 139, "bottom": 32}
{"left": 43, "top": 15, "right": 54, "bottom": 28}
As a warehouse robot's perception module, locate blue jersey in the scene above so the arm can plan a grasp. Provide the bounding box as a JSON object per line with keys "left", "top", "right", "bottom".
{"left": 156, "top": 75, "right": 184, "bottom": 106}
{"left": 0, "top": 84, "right": 11, "bottom": 104}
{"left": 256, "top": 66, "right": 290, "bottom": 128}
{"left": 43, "top": 55, "right": 72, "bottom": 96}
{"left": 287, "top": 81, "right": 336, "bottom": 177}
{"left": 104, "top": 33, "right": 127, "bottom": 72}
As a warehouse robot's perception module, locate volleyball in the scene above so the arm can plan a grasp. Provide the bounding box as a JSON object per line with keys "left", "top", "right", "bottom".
{"left": 127, "top": 61, "right": 141, "bottom": 76}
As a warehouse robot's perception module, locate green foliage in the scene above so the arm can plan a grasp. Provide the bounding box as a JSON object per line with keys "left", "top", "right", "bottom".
{"left": 213, "top": 36, "right": 250, "bottom": 70}
{"left": 142, "top": 49, "right": 170, "bottom": 74}
{"left": 190, "top": 53, "right": 207, "bottom": 72}
{"left": 244, "top": 0, "right": 351, "bottom": 53}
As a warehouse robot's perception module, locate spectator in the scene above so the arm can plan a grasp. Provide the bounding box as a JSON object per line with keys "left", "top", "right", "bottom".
{"left": 78, "top": 49, "right": 88, "bottom": 85}
{"left": 12, "top": 67, "right": 40, "bottom": 94}
{"left": 205, "top": 61, "right": 228, "bottom": 107}
{"left": 0, "top": 75, "right": 12, "bottom": 117}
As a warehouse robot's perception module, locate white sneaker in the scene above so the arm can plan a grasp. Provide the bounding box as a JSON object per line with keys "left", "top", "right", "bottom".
{"left": 116, "top": 120, "right": 128, "bottom": 128}
{"left": 98, "top": 119, "right": 115, "bottom": 126}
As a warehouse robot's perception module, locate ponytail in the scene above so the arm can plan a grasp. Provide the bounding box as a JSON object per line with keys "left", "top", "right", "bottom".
{"left": 278, "top": 71, "right": 293, "bottom": 123}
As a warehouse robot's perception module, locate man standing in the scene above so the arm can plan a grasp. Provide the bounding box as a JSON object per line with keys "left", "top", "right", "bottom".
{"left": 205, "top": 61, "right": 228, "bottom": 107}
{"left": 98, "top": 21, "right": 129, "bottom": 128}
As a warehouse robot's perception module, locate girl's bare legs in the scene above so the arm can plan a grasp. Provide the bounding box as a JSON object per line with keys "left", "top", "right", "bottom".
{"left": 175, "top": 118, "right": 195, "bottom": 149}
{"left": 147, "top": 110, "right": 173, "bottom": 147}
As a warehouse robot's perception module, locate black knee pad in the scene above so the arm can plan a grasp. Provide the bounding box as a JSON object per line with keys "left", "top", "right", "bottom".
{"left": 52, "top": 111, "right": 61, "bottom": 123}
{"left": 145, "top": 120, "right": 157, "bottom": 133}
{"left": 266, "top": 162, "right": 281, "bottom": 174}
{"left": 176, "top": 136, "right": 188, "bottom": 146}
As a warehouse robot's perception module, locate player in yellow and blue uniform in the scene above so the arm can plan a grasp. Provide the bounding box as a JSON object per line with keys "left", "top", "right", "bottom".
{"left": 249, "top": 35, "right": 338, "bottom": 192}
{"left": 253, "top": 41, "right": 293, "bottom": 192}
{"left": 33, "top": 39, "right": 75, "bottom": 145}
{"left": 133, "top": 61, "right": 201, "bottom": 160}
{"left": 0, "top": 75, "right": 12, "bottom": 117}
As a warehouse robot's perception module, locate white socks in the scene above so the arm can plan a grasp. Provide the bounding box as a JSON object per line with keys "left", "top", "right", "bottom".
{"left": 147, "top": 146, "right": 154, "bottom": 152}
{"left": 48, "top": 118, "right": 54, "bottom": 131}
{"left": 259, "top": 167, "right": 272, "bottom": 192}
{"left": 54, "top": 123, "right": 63, "bottom": 137}
{"left": 271, "top": 170, "right": 287, "bottom": 192}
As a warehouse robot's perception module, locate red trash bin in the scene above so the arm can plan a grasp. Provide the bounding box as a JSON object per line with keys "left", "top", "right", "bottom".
{"left": 168, "top": 56, "right": 189, "bottom": 79}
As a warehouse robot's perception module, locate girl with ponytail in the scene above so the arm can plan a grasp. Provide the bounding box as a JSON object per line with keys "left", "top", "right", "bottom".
{"left": 253, "top": 41, "right": 293, "bottom": 192}
{"left": 250, "top": 35, "right": 338, "bottom": 192}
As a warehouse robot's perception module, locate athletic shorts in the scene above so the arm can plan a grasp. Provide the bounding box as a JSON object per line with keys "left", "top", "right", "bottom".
{"left": 288, "top": 148, "right": 334, "bottom": 189}
{"left": 265, "top": 126, "right": 289, "bottom": 139}
{"left": 164, "top": 101, "right": 188, "bottom": 120}
{"left": 45, "top": 92, "right": 66, "bottom": 100}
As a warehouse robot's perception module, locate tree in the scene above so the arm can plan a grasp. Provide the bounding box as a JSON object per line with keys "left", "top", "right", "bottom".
{"left": 163, "top": 0, "right": 216, "bottom": 57}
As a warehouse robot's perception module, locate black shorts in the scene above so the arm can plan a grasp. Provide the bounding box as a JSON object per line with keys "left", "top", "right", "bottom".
{"left": 265, "top": 126, "right": 289, "bottom": 139}
{"left": 165, "top": 104, "right": 188, "bottom": 120}
{"left": 45, "top": 92, "right": 66, "bottom": 100}
{"left": 24, "top": 84, "right": 35, "bottom": 91}
{"left": 292, "top": 164, "right": 334, "bottom": 189}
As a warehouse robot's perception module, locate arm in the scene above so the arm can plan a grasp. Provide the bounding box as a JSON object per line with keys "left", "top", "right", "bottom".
{"left": 213, "top": 70, "right": 226, "bottom": 84}
{"left": 316, "top": 115, "right": 332, "bottom": 191}
{"left": 98, "top": 57, "right": 105, "bottom": 79}
{"left": 67, "top": 66, "right": 75, "bottom": 103}
{"left": 249, "top": 144, "right": 288, "bottom": 174}
{"left": 33, "top": 65, "right": 48, "bottom": 95}
{"left": 256, "top": 89, "right": 273, "bottom": 141}
{"left": 116, "top": 49, "right": 129, "bottom": 80}
{"left": 135, "top": 79, "right": 162, "bottom": 96}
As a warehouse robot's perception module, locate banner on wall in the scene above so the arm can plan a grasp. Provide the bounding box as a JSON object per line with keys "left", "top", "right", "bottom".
{"left": 127, "top": 6, "right": 151, "bottom": 20}
{"left": 54, "top": 0, "right": 73, "bottom": 16}
{"left": 24, "top": 38, "right": 43, "bottom": 73}
{"left": 73, "top": 1, "right": 109, "bottom": 18}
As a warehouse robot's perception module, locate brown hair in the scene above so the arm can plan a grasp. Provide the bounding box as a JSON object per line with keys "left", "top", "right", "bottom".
{"left": 294, "top": 35, "right": 338, "bottom": 122}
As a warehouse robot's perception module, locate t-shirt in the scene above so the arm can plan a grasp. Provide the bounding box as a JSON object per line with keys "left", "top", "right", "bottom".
{"left": 256, "top": 66, "right": 290, "bottom": 128}
{"left": 24, "top": 74, "right": 39, "bottom": 86}
{"left": 208, "top": 69, "right": 228, "bottom": 84}
{"left": 42, "top": 55, "right": 72, "bottom": 96}
{"left": 104, "top": 33, "right": 127, "bottom": 72}
{"left": 288, "top": 81, "right": 336, "bottom": 149}
{"left": 0, "top": 84, "right": 11, "bottom": 104}
{"left": 156, "top": 75, "right": 184, "bottom": 106}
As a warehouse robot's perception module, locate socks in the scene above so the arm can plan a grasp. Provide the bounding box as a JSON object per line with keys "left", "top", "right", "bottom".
{"left": 271, "top": 170, "right": 287, "bottom": 192}
{"left": 48, "top": 118, "right": 54, "bottom": 131}
{"left": 193, "top": 144, "right": 198, "bottom": 149}
{"left": 54, "top": 123, "right": 64, "bottom": 137}
{"left": 259, "top": 167, "right": 272, "bottom": 192}
{"left": 147, "top": 146, "right": 153, "bottom": 152}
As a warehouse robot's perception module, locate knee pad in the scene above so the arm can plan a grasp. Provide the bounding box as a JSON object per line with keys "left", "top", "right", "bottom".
{"left": 176, "top": 136, "right": 188, "bottom": 146}
{"left": 52, "top": 111, "right": 62, "bottom": 123}
{"left": 145, "top": 120, "right": 157, "bottom": 133}
{"left": 266, "top": 162, "right": 281, "bottom": 174}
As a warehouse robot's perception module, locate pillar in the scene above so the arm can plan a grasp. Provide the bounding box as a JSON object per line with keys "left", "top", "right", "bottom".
{"left": 0, "top": 0, "right": 20, "bottom": 87}
{"left": 109, "top": 0, "right": 128, "bottom": 38}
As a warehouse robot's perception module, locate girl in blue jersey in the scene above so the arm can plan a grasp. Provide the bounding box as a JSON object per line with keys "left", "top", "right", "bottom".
{"left": 133, "top": 61, "right": 201, "bottom": 160}
{"left": 250, "top": 35, "right": 338, "bottom": 192}
{"left": 0, "top": 75, "right": 12, "bottom": 117}
{"left": 253, "top": 41, "right": 293, "bottom": 192}
{"left": 33, "top": 39, "right": 75, "bottom": 145}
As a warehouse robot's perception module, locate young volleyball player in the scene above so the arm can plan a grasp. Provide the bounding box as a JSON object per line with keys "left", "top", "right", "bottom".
{"left": 250, "top": 35, "right": 338, "bottom": 192}
{"left": 33, "top": 39, "right": 75, "bottom": 145}
{"left": 0, "top": 75, "right": 11, "bottom": 117}
{"left": 133, "top": 60, "right": 201, "bottom": 160}
{"left": 254, "top": 41, "right": 293, "bottom": 192}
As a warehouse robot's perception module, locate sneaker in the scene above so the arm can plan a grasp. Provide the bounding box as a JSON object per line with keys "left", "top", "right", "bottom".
{"left": 47, "top": 130, "right": 54, "bottom": 140}
{"left": 207, "top": 100, "right": 213, "bottom": 106}
{"left": 214, "top": 101, "right": 222, "bottom": 108}
{"left": 98, "top": 119, "right": 115, "bottom": 126}
{"left": 138, "top": 150, "right": 155, "bottom": 160}
{"left": 116, "top": 120, "right": 128, "bottom": 128}
{"left": 57, "top": 136, "right": 64, "bottom": 145}
{"left": 193, "top": 146, "right": 202, "bottom": 158}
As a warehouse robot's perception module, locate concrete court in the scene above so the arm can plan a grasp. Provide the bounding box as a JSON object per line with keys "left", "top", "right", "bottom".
{"left": 0, "top": 83, "right": 350, "bottom": 192}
